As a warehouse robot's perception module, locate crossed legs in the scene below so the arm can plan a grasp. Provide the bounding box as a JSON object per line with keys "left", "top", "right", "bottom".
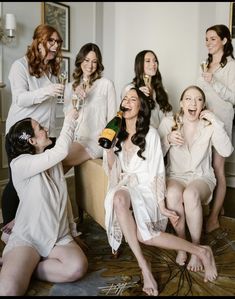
{"left": 113, "top": 188, "right": 217, "bottom": 296}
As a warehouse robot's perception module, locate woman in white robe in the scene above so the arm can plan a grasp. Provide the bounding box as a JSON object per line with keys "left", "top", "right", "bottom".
{"left": 103, "top": 87, "right": 218, "bottom": 296}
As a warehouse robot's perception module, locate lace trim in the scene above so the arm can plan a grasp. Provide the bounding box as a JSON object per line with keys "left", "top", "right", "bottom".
{"left": 150, "top": 173, "right": 166, "bottom": 203}
{"left": 145, "top": 219, "right": 168, "bottom": 235}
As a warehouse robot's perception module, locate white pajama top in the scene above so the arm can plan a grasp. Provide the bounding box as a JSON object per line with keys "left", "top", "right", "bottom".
{"left": 158, "top": 115, "right": 234, "bottom": 202}
{"left": 103, "top": 126, "right": 168, "bottom": 252}
{"left": 3, "top": 116, "right": 77, "bottom": 257}
{"left": 6, "top": 56, "right": 58, "bottom": 137}
{"left": 63, "top": 77, "right": 118, "bottom": 158}
{"left": 197, "top": 57, "right": 235, "bottom": 139}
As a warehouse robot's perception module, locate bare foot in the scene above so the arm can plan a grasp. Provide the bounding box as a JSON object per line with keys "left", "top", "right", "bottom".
{"left": 141, "top": 264, "right": 158, "bottom": 296}
{"left": 198, "top": 245, "right": 218, "bottom": 282}
{"left": 187, "top": 254, "right": 203, "bottom": 272}
{"left": 176, "top": 250, "right": 187, "bottom": 266}
{"left": 206, "top": 217, "right": 220, "bottom": 233}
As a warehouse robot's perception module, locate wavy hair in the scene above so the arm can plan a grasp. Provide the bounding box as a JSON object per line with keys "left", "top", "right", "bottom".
{"left": 7, "top": 118, "right": 36, "bottom": 160}
{"left": 26, "top": 24, "right": 63, "bottom": 78}
{"left": 132, "top": 50, "right": 172, "bottom": 113}
{"left": 72, "top": 43, "right": 104, "bottom": 91}
{"left": 206, "top": 24, "right": 234, "bottom": 68}
{"left": 115, "top": 88, "right": 153, "bottom": 160}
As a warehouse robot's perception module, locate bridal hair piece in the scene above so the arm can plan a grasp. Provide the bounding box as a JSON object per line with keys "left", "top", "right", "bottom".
{"left": 19, "top": 132, "right": 31, "bottom": 141}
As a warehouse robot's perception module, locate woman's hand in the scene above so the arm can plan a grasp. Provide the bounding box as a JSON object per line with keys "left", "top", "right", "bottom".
{"left": 200, "top": 109, "right": 215, "bottom": 123}
{"left": 65, "top": 107, "right": 80, "bottom": 120}
{"left": 45, "top": 83, "right": 65, "bottom": 97}
{"left": 167, "top": 131, "right": 184, "bottom": 145}
{"left": 139, "top": 86, "right": 151, "bottom": 96}
{"left": 1, "top": 219, "right": 15, "bottom": 235}
{"left": 159, "top": 204, "right": 180, "bottom": 227}
{"left": 202, "top": 71, "right": 213, "bottom": 83}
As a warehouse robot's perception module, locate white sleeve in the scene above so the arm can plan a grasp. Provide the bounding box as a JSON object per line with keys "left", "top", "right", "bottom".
{"left": 106, "top": 80, "right": 118, "bottom": 122}
{"left": 158, "top": 117, "right": 172, "bottom": 157}
{"left": 11, "top": 116, "right": 77, "bottom": 179}
{"left": 9, "top": 60, "right": 56, "bottom": 107}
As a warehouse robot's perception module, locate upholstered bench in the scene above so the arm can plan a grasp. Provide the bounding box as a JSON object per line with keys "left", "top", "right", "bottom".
{"left": 74, "top": 159, "right": 107, "bottom": 230}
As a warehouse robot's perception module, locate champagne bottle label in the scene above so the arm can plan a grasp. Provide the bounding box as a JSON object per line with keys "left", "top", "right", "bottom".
{"left": 100, "top": 128, "right": 116, "bottom": 141}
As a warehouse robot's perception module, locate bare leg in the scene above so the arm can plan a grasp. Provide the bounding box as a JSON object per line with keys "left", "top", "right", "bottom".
{"left": 113, "top": 190, "right": 158, "bottom": 296}
{"left": 166, "top": 179, "right": 187, "bottom": 266}
{"left": 144, "top": 232, "right": 217, "bottom": 283}
{"left": 183, "top": 180, "right": 211, "bottom": 272}
{"left": 0, "top": 246, "right": 40, "bottom": 296}
{"left": 206, "top": 152, "right": 226, "bottom": 233}
{"left": 62, "top": 142, "right": 91, "bottom": 174}
{"left": 35, "top": 241, "right": 88, "bottom": 283}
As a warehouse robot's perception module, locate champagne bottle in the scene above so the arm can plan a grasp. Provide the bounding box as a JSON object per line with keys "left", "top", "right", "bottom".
{"left": 98, "top": 110, "right": 124, "bottom": 149}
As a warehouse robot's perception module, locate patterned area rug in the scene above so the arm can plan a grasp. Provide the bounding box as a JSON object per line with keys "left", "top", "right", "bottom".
{"left": 1, "top": 214, "right": 234, "bottom": 296}
{"left": 49, "top": 215, "right": 235, "bottom": 296}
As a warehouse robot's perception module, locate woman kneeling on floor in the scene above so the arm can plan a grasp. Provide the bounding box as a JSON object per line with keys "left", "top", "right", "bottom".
{"left": 0, "top": 108, "right": 88, "bottom": 296}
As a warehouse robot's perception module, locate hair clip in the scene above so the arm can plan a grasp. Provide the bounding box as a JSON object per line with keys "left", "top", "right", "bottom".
{"left": 19, "top": 132, "right": 31, "bottom": 141}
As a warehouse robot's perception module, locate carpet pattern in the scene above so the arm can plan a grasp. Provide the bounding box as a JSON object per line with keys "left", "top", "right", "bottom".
{"left": 0, "top": 215, "right": 234, "bottom": 296}
{"left": 50, "top": 215, "right": 235, "bottom": 296}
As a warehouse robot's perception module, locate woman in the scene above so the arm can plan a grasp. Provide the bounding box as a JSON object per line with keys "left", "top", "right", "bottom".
{"left": 1, "top": 24, "right": 65, "bottom": 234}
{"left": 197, "top": 24, "right": 235, "bottom": 233}
{"left": 0, "top": 108, "right": 88, "bottom": 296}
{"left": 122, "top": 50, "right": 172, "bottom": 128}
{"left": 158, "top": 85, "right": 233, "bottom": 271}
{"left": 63, "top": 43, "right": 118, "bottom": 171}
{"left": 103, "top": 87, "right": 218, "bottom": 296}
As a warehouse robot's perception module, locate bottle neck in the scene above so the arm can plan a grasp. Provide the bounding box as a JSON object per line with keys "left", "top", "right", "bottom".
{"left": 117, "top": 111, "right": 123, "bottom": 118}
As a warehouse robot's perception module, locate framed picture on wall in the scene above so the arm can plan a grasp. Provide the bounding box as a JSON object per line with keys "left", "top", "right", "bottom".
{"left": 41, "top": 2, "right": 70, "bottom": 51}
{"left": 61, "top": 56, "right": 70, "bottom": 81}
{"left": 230, "top": 2, "right": 235, "bottom": 39}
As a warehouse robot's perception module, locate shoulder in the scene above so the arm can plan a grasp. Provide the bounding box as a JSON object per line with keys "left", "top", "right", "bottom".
{"left": 10, "top": 56, "right": 28, "bottom": 72}
{"left": 225, "top": 57, "right": 235, "bottom": 69}
{"left": 10, "top": 154, "right": 30, "bottom": 169}
{"left": 96, "top": 77, "right": 114, "bottom": 86}
{"left": 147, "top": 125, "right": 160, "bottom": 140}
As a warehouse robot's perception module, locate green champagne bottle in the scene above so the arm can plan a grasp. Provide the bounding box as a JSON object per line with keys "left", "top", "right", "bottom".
{"left": 98, "top": 110, "right": 123, "bottom": 149}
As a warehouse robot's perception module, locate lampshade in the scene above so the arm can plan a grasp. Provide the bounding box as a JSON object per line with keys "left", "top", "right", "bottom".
{"left": 5, "top": 14, "right": 16, "bottom": 30}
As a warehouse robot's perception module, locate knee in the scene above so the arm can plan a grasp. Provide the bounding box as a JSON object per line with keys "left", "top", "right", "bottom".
{"left": 166, "top": 189, "right": 182, "bottom": 207}
{"left": 183, "top": 189, "right": 201, "bottom": 209}
{"left": 113, "top": 192, "right": 129, "bottom": 212}
{"left": 64, "top": 257, "right": 88, "bottom": 282}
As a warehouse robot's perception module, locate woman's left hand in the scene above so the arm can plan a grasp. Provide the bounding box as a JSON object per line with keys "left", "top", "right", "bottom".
{"left": 160, "top": 206, "right": 180, "bottom": 226}
{"left": 202, "top": 71, "right": 213, "bottom": 83}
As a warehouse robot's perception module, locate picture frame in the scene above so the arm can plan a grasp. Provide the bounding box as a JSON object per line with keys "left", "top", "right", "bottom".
{"left": 230, "top": 2, "right": 235, "bottom": 39}
{"left": 41, "top": 2, "right": 70, "bottom": 51}
{"left": 61, "top": 56, "right": 70, "bottom": 81}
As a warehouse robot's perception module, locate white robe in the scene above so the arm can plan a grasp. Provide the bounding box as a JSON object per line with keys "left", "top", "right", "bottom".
{"left": 103, "top": 126, "right": 168, "bottom": 252}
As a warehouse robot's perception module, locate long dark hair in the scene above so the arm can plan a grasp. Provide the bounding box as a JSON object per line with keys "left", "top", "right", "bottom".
{"left": 132, "top": 50, "right": 172, "bottom": 113}
{"left": 206, "top": 24, "right": 234, "bottom": 68}
{"left": 115, "top": 88, "right": 153, "bottom": 160}
{"left": 7, "top": 118, "right": 36, "bottom": 160}
{"left": 72, "top": 43, "right": 104, "bottom": 91}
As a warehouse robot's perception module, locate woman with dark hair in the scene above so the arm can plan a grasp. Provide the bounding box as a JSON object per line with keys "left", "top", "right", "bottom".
{"left": 1, "top": 24, "right": 65, "bottom": 238}
{"left": 63, "top": 43, "right": 118, "bottom": 170}
{"left": 103, "top": 87, "right": 218, "bottom": 296}
{"left": 197, "top": 24, "right": 235, "bottom": 233}
{"left": 158, "top": 85, "right": 233, "bottom": 272}
{"left": 0, "top": 108, "right": 88, "bottom": 296}
{"left": 122, "top": 50, "right": 172, "bottom": 128}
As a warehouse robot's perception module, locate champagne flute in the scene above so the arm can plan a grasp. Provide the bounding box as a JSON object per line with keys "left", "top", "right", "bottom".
{"left": 143, "top": 74, "right": 151, "bottom": 87}
{"left": 57, "top": 71, "right": 68, "bottom": 103}
{"left": 200, "top": 61, "right": 208, "bottom": 72}
{"left": 175, "top": 113, "right": 183, "bottom": 131}
{"left": 72, "top": 93, "right": 78, "bottom": 110}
